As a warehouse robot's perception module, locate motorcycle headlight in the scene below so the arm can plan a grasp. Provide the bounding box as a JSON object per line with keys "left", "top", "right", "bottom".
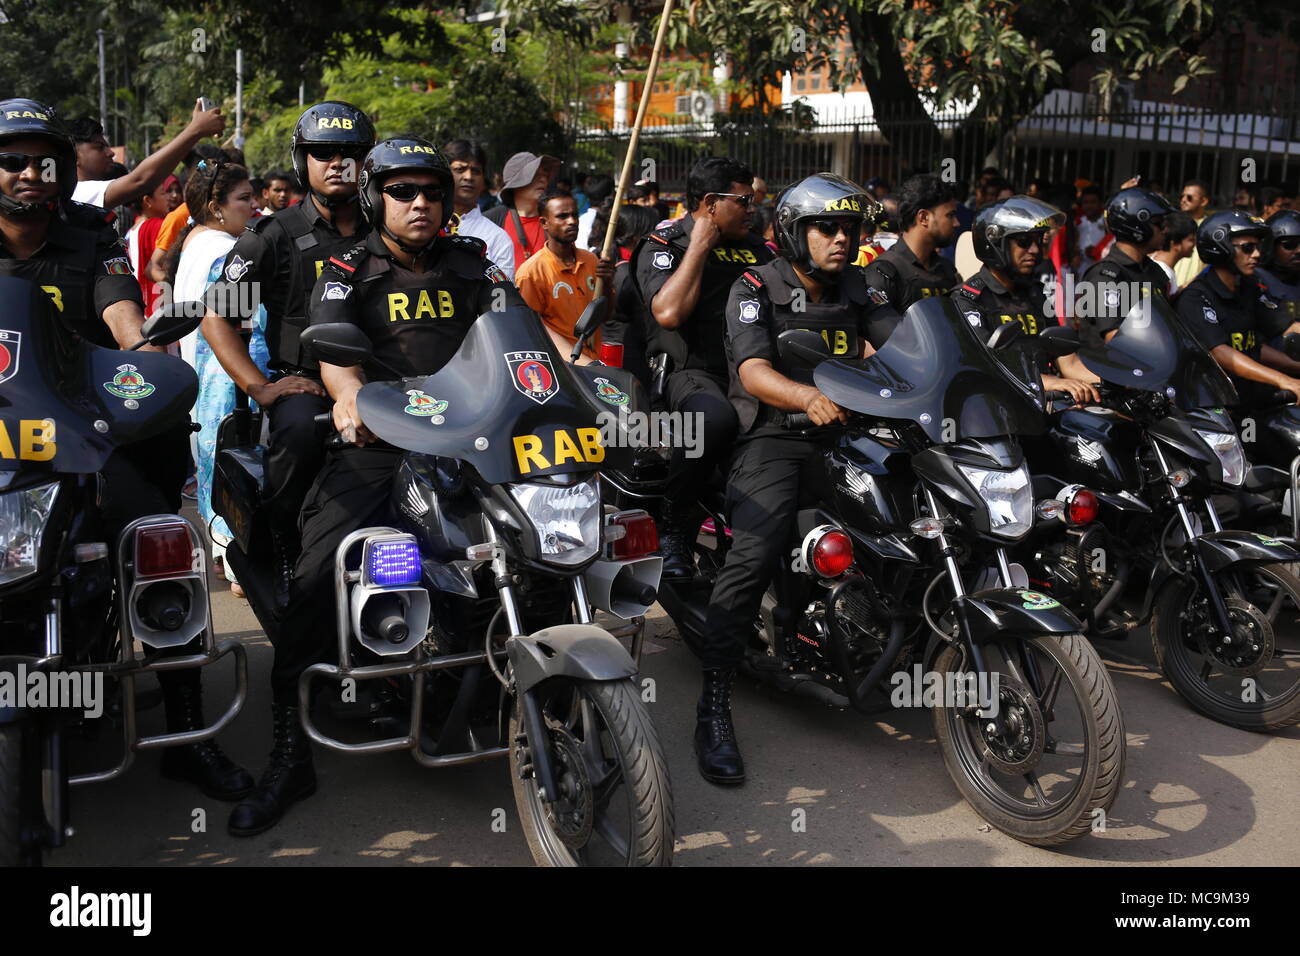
{"left": 956, "top": 463, "right": 1034, "bottom": 538}
{"left": 509, "top": 478, "right": 602, "bottom": 566}
{"left": 1194, "top": 429, "right": 1245, "bottom": 487}
{"left": 0, "top": 481, "right": 60, "bottom": 586}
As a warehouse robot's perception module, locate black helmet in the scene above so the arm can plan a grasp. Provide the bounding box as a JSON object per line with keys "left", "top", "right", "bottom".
{"left": 358, "top": 137, "right": 455, "bottom": 243}
{"left": 290, "top": 101, "right": 376, "bottom": 203}
{"left": 0, "top": 98, "right": 77, "bottom": 215}
{"left": 774, "top": 173, "right": 879, "bottom": 278}
{"left": 1266, "top": 209, "right": 1300, "bottom": 247}
{"left": 1104, "top": 187, "right": 1175, "bottom": 244}
{"left": 972, "top": 196, "right": 1065, "bottom": 271}
{"left": 1197, "top": 209, "right": 1271, "bottom": 268}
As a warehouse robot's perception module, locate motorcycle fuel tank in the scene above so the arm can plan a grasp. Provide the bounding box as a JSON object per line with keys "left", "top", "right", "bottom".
{"left": 1045, "top": 408, "right": 1140, "bottom": 492}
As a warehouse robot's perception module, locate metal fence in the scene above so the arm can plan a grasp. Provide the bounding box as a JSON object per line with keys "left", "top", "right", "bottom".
{"left": 572, "top": 93, "right": 1300, "bottom": 204}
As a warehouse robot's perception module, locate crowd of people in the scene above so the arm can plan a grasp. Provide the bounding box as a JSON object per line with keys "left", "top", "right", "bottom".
{"left": 5, "top": 89, "right": 1300, "bottom": 835}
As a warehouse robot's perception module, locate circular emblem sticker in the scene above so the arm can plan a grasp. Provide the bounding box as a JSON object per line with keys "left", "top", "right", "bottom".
{"left": 593, "top": 376, "right": 629, "bottom": 406}
{"left": 517, "top": 360, "right": 553, "bottom": 395}
{"left": 403, "top": 389, "right": 448, "bottom": 416}
{"left": 1021, "top": 590, "right": 1060, "bottom": 610}
{"left": 104, "top": 364, "right": 155, "bottom": 400}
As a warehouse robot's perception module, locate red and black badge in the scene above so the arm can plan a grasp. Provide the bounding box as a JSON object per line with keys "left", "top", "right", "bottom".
{"left": 0, "top": 330, "right": 20, "bottom": 386}
{"left": 504, "top": 350, "right": 558, "bottom": 405}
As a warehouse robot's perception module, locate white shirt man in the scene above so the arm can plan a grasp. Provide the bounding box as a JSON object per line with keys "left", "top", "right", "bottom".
{"left": 452, "top": 204, "right": 515, "bottom": 281}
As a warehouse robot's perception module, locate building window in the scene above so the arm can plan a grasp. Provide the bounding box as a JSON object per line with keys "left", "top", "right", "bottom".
{"left": 796, "top": 77, "right": 806, "bottom": 91}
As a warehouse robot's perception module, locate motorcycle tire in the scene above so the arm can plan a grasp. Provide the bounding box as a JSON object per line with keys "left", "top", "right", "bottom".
{"left": 1151, "top": 562, "right": 1300, "bottom": 732}
{"left": 509, "top": 676, "right": 674, "bottom": 866}
{"left": 932, "top": 633, "right": 1125, "bottom": 846}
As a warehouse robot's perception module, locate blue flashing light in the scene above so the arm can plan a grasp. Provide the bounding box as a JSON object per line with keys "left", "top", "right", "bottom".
{"left": 366, "top": 537, "right": 422, "bottom": 588}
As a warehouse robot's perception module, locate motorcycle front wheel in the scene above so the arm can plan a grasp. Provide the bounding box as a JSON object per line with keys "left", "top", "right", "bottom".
{"left": 932, "top": 633, "right": 1126, "bottom": 846}
{"left": 1151, "top": 561, "right": 1300, "bottom": 731}
{"left": 509, "top": 677, "right": 674, "bottom": 866}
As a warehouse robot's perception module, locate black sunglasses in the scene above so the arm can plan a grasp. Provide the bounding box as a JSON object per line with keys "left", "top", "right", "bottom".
{"left": 1277, "top": 236, "right": 1300, "bottom": 251}
{"left": 709, "top": 191, "right": 754, "bottom": 208}
{"left": 808, "top": 219, "right": 856, "bottom": 237}
{"left": 1010, "top": 232, "right": 1048, "bottom": 249}
{"left": 1233, "top": 241, "right": 1262, "bottom": 255}
{"left": 381, "top": 182, "right": 445, "bottom": 203}
{"left": 306, "top": 145, "right": 366, "bottom": 163}
{"left": 0, "top": 152, "right": 58, "bottom": 174}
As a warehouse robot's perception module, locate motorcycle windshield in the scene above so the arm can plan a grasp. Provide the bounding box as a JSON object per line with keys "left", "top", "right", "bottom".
{"left": 813, "top": 296, "right": 1046, "bottom": 443}
{"left": 1078, "top": 296, "right": 1237, "bottom": 409}
{"left": 355, "top": 304, "right": 641, "bottom": 485}
{"left": 0, "top": 276, "right": 198, "bottom": 476}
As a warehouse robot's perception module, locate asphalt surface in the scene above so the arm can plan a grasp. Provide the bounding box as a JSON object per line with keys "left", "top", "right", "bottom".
{"left": 48, "top": 561, "right": 1300, "bottom": 868}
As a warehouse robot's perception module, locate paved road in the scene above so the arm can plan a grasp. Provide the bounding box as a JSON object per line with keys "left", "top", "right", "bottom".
{"left": 51, "top": 574, "right": 1300, "bottom": 867}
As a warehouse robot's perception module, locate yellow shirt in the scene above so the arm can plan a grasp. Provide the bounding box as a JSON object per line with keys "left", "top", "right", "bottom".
{"left": 514, "top": 242, "right": 602, "bottom": 358}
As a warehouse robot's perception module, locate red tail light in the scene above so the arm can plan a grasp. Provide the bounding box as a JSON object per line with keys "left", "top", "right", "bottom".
{"left": 608, "top": 510, "right": 658, "bottom": 560}
{"left": 811, "top": 529, "right": 854, "bottom": 577}
{"left": 134, "top": 523, "right": 193, "bottom": 578}
{"left": 1066, "top": 489, "right": 1100, "bottom": 526}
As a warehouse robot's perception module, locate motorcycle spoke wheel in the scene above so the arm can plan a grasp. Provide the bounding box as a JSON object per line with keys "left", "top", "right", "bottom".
{"left": 1153, "top": 562, "right": 1300, "bottom": 731}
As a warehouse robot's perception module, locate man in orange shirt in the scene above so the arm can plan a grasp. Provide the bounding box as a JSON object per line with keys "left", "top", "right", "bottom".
{"left": 514, "top": 189, "right": 614, "bottom": 362}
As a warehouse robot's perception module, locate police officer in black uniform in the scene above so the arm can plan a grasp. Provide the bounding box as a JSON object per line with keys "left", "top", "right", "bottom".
{"left": 227, "top": 137, "right": 522, "bottom": 836}
{"left": 861, "top": 172, "right": 960, "bottom": 310}
{"left": 953, "top": 196, "right": 1099, "bottom": 403}
{"left": 631, "top": 156, "right": 774, "bottom": 576}
{"left": 201, "top": 102, "right": 375, "bottom": 599}
{"left": 1177, "top": 210, "right": 1300, "bottom": 405}
{"left": 1076, "top": 186, "right": 1174, "bottom": 348}
{"left": 0, "top": 99, "right": 253, "bottom": 800}
{"left": 1258, "top": 209, "right": 1300, "bottom": 328}
{"left": 692, "top": 174, "right": 901, "bottom": 785}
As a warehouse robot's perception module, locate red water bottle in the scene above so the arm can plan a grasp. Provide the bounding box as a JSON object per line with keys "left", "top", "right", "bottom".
{"left": 599, "top": 342, "right": 624, "bottom": 367}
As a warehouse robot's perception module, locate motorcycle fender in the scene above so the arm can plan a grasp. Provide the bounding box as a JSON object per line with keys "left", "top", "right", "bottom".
{"left": 852, "top": 530, "right": 920, "bottom": 563}
{"left": 1193, "top": 530, "right": 1300, "bottom": 573}
{"left": 957, "top": 588, "right": 1082, "bottom": 644}
{"left": 507, "top": 623, "right": 637, "bottom": 695}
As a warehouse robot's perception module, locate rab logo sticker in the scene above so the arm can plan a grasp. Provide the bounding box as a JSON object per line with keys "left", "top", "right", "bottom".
{"left": 593, "top": 377, "right": 629, "bottom": 406}
{"left": 651, "top": 250, "right": 673, "bottom": 270}
{"left": 103, "top": 256, "right": 132, "bottom": 276}
{"left": 1019, "top": 590, "right": 1060, "bottom": 610}
{"left": 513, "top": 427, "right": 606, "bottom": 475}
{"left": 104, "top": 364, "right": 155, "bottom": 400}
{"left": 737, "top": 300, "right": 761, "bottom": 323}
{"left": 0, "top": 330, "right": 20, "bottom": 385}
{"left": 225, "top": 255, "right": 251, "bottom": 282}
{"left": 322, "top": 281, "right": 351, "bottom": 301}
{"left": 505, "top": 351, "right": 558, "bottom": 404}
{"left": 403, "top": 389, "right": 448, "bottom": 417}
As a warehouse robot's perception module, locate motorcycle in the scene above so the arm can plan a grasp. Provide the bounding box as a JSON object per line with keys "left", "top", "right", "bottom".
{"left": 0, "top": 278, "right": 247, "bottom": 864}
{"left": 1018, "top": 297, "right": 1300, "bottom": 731}
{"left": 212, "top": 301, "right": 674, "bottom": 866}
{"left": 607, "top": 298, "right": 1126, "bottom": 846}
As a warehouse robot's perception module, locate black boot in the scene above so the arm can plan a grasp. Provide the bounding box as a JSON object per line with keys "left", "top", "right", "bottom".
{"left": 227, "top": 703, "right": 317, "bottom": 837}
{"left": 694, "top": 667, "right": 745, "bottom": 785}
{"left": 159, "top": 677, "right": 255, "bottom": 801}
{"left": 658, "top": 511, "right": 695, "bottom": 579}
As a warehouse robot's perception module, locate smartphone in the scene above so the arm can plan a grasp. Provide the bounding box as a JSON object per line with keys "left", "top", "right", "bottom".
{"left": 198, "top": 97, "right": 215, "bottom": 111}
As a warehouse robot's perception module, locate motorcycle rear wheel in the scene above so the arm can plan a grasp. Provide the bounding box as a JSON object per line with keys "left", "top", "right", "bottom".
{"left": 510, "top": 677, "right": 674, "bottom": 866}
{"left": 932, "top": 634, "right": 1125, "bottom": 846}
{"left": 1151, "top": 562, "right": 1300, "bottom": 732}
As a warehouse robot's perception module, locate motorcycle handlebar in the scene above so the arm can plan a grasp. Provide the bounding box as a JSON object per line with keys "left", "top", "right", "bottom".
{"left": 785, "top": 412, "right": 812, "bottom": 429}
{"left": 1043, "top": 389, "right": 1074, "bottom": 405}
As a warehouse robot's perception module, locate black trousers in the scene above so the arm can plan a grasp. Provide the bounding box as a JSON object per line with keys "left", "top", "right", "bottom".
{"left": 263, "top": 384, "right": 332, "bottom": 539}
{"left": 100, "top": 423, "right": 201, "bottom": 689}
{"left": 699, "top": 432, "right": 817, "bottom": 669}
{"left": 270, "top": 444, "right": 400, "bottom": 703}
{"left": 663, "top": 369, "right": 738, "bottom": 520}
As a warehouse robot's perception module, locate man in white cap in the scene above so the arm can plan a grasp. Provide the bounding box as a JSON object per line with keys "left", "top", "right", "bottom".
{"left": 485, "top": 150, "right": 560, "bottom": 271}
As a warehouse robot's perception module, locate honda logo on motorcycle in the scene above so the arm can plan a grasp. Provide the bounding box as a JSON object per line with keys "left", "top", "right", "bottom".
{"left": 0, "top": 329, "right": 19, "bottom": 385}
{"left": 505, "top": 351, "right": 558, "bottom": 405}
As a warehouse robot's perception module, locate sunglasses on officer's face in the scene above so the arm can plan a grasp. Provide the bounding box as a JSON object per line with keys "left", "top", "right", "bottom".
{"left": 1010, "top": 232, "right": 1048, "bottom": 249}
{"left": 306, "top": 146, "right": 366, "bottom": 164}
{"left": 0, "top": 152, "right": 58, "bottom": 174}
{"left": 709, "top": 192, "right": 754, "bottom": 209}
{"left": 1277, "top": 237, "right": 1300, "bottom": 251}
{"left": 381, "top": 182, "right": 444, "bottom": 203}
{"left": 1233, "top": 241, "right": 1262, "bottom": 256}
{"left": 808, "top": 219, "right": 856, "bottom": 237}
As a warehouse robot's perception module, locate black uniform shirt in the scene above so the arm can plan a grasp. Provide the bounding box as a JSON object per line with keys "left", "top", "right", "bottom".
{"left": 0, "top": 215, "right": 142, "bottom": 349}
{"left": 951, "top": 266, "right": 1052, "bottom": 341}
{"left": 1077, "top": 245, "right": 1170, "bottom": 343}
{"left": 207, "top": 199, "right": 369, "bottom": 371}
{"left": 725, "top": 258, "right": 901, "bottom": 434}
{"left": 1177, "top": 269, "right": 1289, "bottom": 371}
{"left": 1256, "top": 266, "right": 1300, "bottom": 325}
{"left": 308, "top": 230, "right": 522, "bottom": 379}
{"left": 861, "top": 238, "right": 960, "bottom": 311}
{"left": 632, "top": 214, "right": 774, "bottom": 377}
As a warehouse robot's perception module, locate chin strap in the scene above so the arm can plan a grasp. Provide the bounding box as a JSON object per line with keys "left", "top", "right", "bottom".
{"left": 380, "top": 224, "right": 437, "bottom": 259}
{"left": 311, "top": 190, "right": 360, "bottom": 210}
{"left": 0, "top": 193, "right": 57, "bottom": 217}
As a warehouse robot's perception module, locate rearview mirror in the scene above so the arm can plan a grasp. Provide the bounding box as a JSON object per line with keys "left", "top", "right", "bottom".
{"left": 133, "top": 301, "right": 204, "bottom": 350}
{"left": 300, "top": 323, "right": 374, "bottom": 368}
{"left": 570, "top": 296, "right": 608, "bottom": 362}
{"left": 1038, "top": 324, "right": 1080, "bottom": 359}
{"left": 777, "top": 329, "right": 832, "bottom": 366}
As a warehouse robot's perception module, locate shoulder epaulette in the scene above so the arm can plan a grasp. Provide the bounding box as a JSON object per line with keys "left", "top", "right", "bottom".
{"left": 957, "top": 282, "right": 983, "bottom": 300}
{"left": 325, "top": 244, "right": 367, "bottom": 276}
{"left": 448, "top": 234, "right": 487, "bottom": 257}
{"left": 740, "top": 269, "right": 764, "bottom": 290}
